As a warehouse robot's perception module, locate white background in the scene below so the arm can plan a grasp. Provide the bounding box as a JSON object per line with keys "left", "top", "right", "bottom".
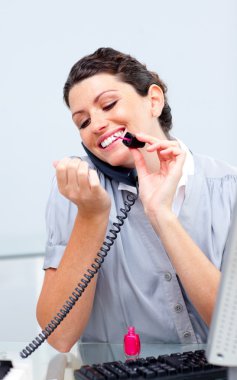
{"left": 0, "top": 0, "right": 236, "bottom": 256}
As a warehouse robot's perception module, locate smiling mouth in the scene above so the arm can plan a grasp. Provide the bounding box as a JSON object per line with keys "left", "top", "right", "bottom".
{"left": 100, "top": 129, "right": 125, "bottom": 149}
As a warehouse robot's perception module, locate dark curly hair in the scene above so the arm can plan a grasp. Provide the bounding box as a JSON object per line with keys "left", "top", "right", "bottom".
{"left": 64, "top": 47, "right": 172, "bottom": 135}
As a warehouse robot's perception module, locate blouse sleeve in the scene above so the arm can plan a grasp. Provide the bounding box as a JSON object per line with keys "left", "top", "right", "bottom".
{"left": 209, "top": 174, "right": 237, "bottom": 269}
{"left": 43, "top": 176, "right": 77, "bottom": 269}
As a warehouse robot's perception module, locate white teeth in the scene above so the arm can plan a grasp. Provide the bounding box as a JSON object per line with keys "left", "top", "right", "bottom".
{"left": 114, "top": 131, "right": 123, "bottom": 137}
{"left": 100, "top": 130, "right": 124, "bottom": 148}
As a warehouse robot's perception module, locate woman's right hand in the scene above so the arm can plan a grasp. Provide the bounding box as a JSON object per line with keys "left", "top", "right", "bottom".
{"left": 54, "top": 157, "right": 111, "bottom": 218}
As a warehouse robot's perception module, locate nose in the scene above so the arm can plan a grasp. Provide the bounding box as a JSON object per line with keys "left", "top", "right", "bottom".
{"left": 90, "top": 110, "right": 109, "bottom": 133}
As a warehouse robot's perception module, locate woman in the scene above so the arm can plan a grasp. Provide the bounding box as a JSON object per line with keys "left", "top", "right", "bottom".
{"left": 36, "top": 47, "right": 237, "bottom": 352}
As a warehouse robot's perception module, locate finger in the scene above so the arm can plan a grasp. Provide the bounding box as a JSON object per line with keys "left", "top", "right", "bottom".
{"left": 67, "top": 158, "right": 81, "bottom": 188}
{"left": 53, "top": 160, "right": 59, "bottom": 168}
{"left": 160, "top": 150, "right": 186, "bottom": 174}
{"left": 56, "top": 157, "right": 71, "bottom": 189}
{"left": 135, "top": 132, "right": 178, "bottom": 147}
{"left": 175, "top": 150, "right": 186, "bottom": 166}
{"left": 88, "top": 169, "right": 101, "bottom": 194}
{"left": 130, "top": 148, "right": 150, "bottom": 178}
{"left": 76, "top": 160, "right": 90, "bottom": 191}
{"left": 172, "top": 151, "right": 186, "bottom": 177}
{"left": 159, "top": 147, "right": 183, "bottom": 160}
{"left": 159, "top": 152, "right": 186, "bottom": 181}
{"left": 146, "top": 140, "right": 179, "bottom": 152}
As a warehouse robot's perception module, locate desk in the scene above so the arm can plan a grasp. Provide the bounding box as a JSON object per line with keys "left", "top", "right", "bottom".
{"left": 0, "top": 342, "right": 206, "bottom": 380}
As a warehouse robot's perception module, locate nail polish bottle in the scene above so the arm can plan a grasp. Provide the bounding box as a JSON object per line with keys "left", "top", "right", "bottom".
{"left": 124, "top": 326, "right": 141, "bottom": 359}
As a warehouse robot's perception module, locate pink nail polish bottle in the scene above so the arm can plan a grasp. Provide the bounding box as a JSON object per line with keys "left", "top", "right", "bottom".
{"left": 124, "top": 326, "right": 141, "bottom": 359}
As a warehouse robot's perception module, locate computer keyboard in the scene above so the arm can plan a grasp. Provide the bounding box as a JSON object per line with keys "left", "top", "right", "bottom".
{"left": 74, "top": 350, "right": 227, "bottom": 380}
{"left": 0, "top": 361, "right": 12, "bottom": 379}
{"left": 0, "top": 359, "right": 31, "bottom": 380}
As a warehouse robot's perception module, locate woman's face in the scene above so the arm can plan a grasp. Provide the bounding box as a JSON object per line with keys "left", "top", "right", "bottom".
{"left": 69, "top": 73, "right": 161, "bottom": 168}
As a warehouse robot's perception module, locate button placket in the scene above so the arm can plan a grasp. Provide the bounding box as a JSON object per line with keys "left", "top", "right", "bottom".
{"left": 163, "top": 271, "right": 198, "bottom": 343}
{"left": 174, "top": 303, "right": 183, "bottom": 313}
{"left": 183, "top": 331, "right": 191, "bottom": 338}
{"left": 164, "top": 272, "right": 172, "bottom": 281}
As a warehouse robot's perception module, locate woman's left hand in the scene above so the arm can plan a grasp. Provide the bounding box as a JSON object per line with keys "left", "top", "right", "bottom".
{"left": 130, "top": 132, "right": 186, "bottom": 217}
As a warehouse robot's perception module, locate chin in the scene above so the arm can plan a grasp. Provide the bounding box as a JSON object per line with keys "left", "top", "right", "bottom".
{"left": 95, "top": 147, "right": 134, "bottom": 168}
{"left": 108, "top": 158, "right": 134, "bottom": 168}
{"left": 104, "top": 151, "right": 133, "bottom": 168}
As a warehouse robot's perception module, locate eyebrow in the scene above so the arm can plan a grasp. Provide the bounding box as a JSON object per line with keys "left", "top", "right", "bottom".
{"left": 72, "top": 90, "right": 118, "bottom": 118}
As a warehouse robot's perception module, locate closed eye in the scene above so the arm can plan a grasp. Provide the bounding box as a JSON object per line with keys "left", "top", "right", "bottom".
{"left": 79, "top": 100, "right": 118, "bottom": 129}
{"left": 80, "top": 118, "right": 91, "bottom": 129}
{"left": 103, "top": 100, "right": 118, "bottom": 111}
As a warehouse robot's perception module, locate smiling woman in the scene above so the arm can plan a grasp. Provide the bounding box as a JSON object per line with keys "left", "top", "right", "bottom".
{"left": 36, "top": 47, "right": 237, "bottom": 353}
{"left": 67, "top": 72, "right": 166, "bottom": 168}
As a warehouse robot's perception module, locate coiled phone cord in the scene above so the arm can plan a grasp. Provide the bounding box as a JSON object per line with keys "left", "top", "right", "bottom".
{"left": 20, "top": 190, "right": 138, "bottom": 358}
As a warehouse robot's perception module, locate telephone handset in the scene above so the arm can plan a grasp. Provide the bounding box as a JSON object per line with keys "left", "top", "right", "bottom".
{"left": 20, "top": 133, "right": 142, "bottom": 358}
{"left": 81, "top": 131, "right": 145, "bottom": 186}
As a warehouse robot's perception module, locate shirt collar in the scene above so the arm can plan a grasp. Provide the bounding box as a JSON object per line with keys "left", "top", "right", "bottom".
{"left": 176, "top": 138, "right": 194, "bottom": 189}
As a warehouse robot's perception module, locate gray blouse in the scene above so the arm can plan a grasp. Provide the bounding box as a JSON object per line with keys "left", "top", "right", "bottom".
{"left": 44, "top": 153, "right": 237, "bottom": 344}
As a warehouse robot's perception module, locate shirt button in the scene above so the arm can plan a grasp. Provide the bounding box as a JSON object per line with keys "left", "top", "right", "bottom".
{"left": 174, "top": 303, "right": 183, "bottom": 313}
{"left": 164, "top": 272, "right": 172, "bottom": 281}
{"left": 183, "top": 331, "right": 191, "bottom": 338}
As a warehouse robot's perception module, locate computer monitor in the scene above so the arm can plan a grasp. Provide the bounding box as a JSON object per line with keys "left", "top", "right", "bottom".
{"left": 206, "top": 195, "right": 237, "bottom": 379}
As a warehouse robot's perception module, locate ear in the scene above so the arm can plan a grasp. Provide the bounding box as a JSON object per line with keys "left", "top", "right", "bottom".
{"left": 147, "top": 84, "right": 165, "bottom": 117}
